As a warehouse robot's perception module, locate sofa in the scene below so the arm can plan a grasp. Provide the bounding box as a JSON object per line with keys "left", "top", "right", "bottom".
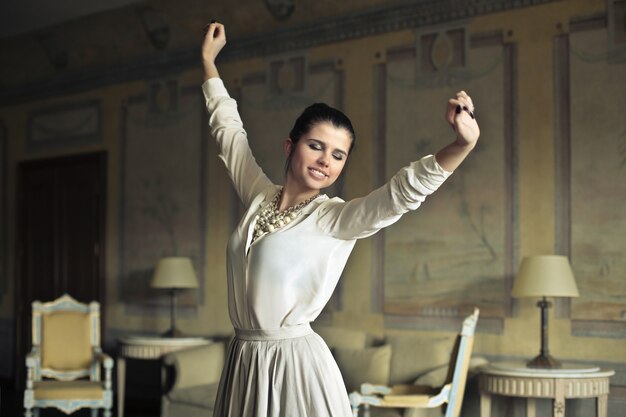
{"left": 160, "top": 328, "right": 487, "bottom": 417}
{"left": 160, "top": 340, "right": 225, "bottom": 417}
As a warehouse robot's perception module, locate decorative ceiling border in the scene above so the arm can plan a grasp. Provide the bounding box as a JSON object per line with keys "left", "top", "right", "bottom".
{"left": 0, "top": 0, "right": 559, "bottom": 105}
{"left": 225, "top": 0, "right": 557, "bottom": 60}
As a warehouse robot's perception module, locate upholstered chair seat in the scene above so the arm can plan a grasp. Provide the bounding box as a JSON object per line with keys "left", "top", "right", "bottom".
{"left": 31, "top": 380, "right": 107, "bottom": 400}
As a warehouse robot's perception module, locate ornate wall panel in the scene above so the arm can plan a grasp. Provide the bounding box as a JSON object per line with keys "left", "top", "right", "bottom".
{"left": 119, "top": 80, "right": 207, "bottom": 308}
{"left": 26, "top": 101, "right": 101, "bottom": 152}
{"left": 378, "top": 30, "right": 516, "bottom": 331}
{"left": 565, "top": 25, "right": 626, "bottom": 335}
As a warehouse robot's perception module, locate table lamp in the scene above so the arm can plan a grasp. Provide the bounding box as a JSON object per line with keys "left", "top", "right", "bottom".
{"left": 151, "top": 257, "right": 198, "bottom": 337}
{"left": 511, "top": 255, "right": 579, "bottom": 369}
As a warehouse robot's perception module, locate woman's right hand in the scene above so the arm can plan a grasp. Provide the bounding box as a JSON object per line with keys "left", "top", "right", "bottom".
{"left": 202, "top": 22, "right": 226, "bottom": 79}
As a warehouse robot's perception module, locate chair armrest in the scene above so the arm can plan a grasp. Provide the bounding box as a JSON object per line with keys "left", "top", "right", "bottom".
{"left": 25, "top": 348, "right": 41, "bottom": 388}
{"left": 25, "top": 348, "right": 40, "bottom": 368}
{"left": 95, "top": 351, "right": 114, "bottom": 369}
{"left": 93, "top": 349, "right": 114, "bottom": 389}
{"left": 162, "top": 342, "right": 225, "bottom": 391}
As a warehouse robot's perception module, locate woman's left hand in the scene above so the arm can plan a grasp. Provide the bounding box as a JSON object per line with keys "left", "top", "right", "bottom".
{"left": 446, "top": 91, "right": 480, "bottom": 148}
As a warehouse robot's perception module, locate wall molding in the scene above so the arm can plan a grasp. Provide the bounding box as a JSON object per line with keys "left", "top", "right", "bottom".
{"left": 0, "top": 0, "right": 559, "bottom": 106}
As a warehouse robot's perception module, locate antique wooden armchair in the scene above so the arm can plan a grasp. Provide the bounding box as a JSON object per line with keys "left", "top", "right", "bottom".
{"left": 23, "top": 294, "right": 113, "bottom": 417}
{"left": 349, "top": 308, "right": 479, "bottom": 417}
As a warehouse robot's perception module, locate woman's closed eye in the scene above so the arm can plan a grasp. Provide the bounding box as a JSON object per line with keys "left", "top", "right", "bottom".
{"left": 308, "top": 142, "right": 344, "bottom": 161}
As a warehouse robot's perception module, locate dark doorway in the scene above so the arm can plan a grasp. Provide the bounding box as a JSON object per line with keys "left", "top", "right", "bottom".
{"left": 14, "top": 151, "right": 106, "bottom": 399}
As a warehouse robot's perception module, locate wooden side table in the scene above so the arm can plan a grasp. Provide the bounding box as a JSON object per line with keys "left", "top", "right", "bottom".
{"left": 117, "top": 336, "right": 212, "bottom": 417}
{"left": 479, "top": 362, "right": 614, "bottom": 417}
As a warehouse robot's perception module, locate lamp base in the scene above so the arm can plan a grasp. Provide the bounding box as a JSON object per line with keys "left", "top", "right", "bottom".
{"left": 526, "top": 353, "right": 561, "bottom": 369}
{"left": 161, "top": 327, "right": 185, "bottom": 338}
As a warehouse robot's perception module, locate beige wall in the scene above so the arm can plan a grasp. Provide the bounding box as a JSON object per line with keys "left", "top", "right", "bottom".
{"left": 1, "top": 0, "right": 625, "bottom": 393}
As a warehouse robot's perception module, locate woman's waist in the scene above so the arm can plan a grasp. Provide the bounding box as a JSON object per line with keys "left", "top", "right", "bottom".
{"left": 234, "top": 323, "right": 313, "bottom": 341}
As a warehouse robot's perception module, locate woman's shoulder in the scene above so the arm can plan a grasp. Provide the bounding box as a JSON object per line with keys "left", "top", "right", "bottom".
{"left": 319, "top": 195, "right": 345, "bottom": 205}
{"left": 314, "top": 195, "right": 346, "bottom": 214}
{"left": 247, "top": 184, "right": 281, "bottom": 209}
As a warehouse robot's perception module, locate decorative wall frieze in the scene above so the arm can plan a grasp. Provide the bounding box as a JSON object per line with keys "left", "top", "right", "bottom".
{"left": 223, "top": 0, "right": 557, "bottom": 61}
{"left": 1, "top": 0, "right": 559, "bottom": 105}
{"left": 264, "top": 0, "right": 295, "bottom": 21}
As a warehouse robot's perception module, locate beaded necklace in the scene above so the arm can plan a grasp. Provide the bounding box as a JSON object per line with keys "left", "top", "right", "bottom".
{"left": 252, "top": 188, "right": 319, "bottom": 243}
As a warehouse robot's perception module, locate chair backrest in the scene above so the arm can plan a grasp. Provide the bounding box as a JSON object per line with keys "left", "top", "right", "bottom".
{"left": 442, "top": 308, "right": 479, "bottom": 417}
{"left": 32, "top": 293, "right": 100, "bottom": 381}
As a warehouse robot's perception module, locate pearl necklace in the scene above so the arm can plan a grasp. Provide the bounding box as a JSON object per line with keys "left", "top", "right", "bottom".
{"left": 252, "top": 188, "right": 319, "bottom": 243}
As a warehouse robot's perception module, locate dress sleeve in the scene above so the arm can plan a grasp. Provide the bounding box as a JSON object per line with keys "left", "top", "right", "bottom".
{"left": 202, "top": 78, "right": 274, "bottom": 208}
{"left": 316, "top": 154, "right": 452, "bottom": 240}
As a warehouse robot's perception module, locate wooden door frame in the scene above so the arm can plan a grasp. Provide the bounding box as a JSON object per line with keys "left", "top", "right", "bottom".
{"left": 13, "top": 150, "right": 107, "bottom": 386}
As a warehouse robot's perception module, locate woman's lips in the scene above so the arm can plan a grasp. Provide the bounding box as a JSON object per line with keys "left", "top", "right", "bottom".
{"left": 308, "top": 167, "right": 328, "bottom": 179}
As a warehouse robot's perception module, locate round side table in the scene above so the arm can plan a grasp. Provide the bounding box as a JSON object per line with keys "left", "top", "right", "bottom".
{"left": 479, "top": 362, "right": 614, "bottom": 417}
{"left": 117, "top": 336, "right": 212, "bottom": 417}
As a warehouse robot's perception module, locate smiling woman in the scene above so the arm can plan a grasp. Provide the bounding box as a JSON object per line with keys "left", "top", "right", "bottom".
{"left": 201, "top": 22, "right": 479, "bottom": 417}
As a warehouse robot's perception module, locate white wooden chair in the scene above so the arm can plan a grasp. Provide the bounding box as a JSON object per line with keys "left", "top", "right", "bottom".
{"left": 23, "top": 294, "right": 113, "bottom": 417}
{"left": 349, "top": 308, "right": 479, "bottom": 417}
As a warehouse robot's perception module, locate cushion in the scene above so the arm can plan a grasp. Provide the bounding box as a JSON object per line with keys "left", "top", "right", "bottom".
{"left": 386, "top": 334, "right": 454, "bottom": 385}
{"left": 315, "top": 326, "right": 368, "bottom": 351}
{"left": 34, "top": 381, "right": 104, "bottom": 400}
{"left": 168, "top": 342, "right": 225, "bottom": 389}
{"left": 334, "top": 344, "right": 392, "bottom": 392}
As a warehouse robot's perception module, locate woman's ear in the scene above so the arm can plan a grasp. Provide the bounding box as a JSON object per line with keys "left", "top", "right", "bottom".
{"left": 283, "top": 138, "right": 293, "bottom": 156}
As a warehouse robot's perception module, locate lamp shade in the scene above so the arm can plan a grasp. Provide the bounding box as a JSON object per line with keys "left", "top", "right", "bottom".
{"left": 151, "top": 257, "right": 198, "bottom": 289}
{"left": 512, "top": 255, "right": 579, "bottom": 298}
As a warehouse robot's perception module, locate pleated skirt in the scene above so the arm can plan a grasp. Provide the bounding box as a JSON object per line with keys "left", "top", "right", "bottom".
{"left": 213, "top": 324, "right": 352, "bottom": 417}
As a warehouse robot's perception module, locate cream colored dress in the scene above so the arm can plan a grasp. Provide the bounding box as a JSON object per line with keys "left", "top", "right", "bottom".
{"left": 203, "top": 78, "right": 451, "bottom": 417}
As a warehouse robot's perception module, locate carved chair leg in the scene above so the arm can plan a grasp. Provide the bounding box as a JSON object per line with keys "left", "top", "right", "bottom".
{"left": 91, "top": 408, "right": 98, "bottom": 417}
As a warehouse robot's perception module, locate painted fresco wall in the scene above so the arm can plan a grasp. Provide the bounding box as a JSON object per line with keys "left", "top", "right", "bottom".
{"left": 1, "top": 0, "right": 626, "bottom": 412}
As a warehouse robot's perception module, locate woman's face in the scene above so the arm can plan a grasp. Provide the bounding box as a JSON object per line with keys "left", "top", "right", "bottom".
{"left": 285, "top": 121, "right": 352, "bottom": 194}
